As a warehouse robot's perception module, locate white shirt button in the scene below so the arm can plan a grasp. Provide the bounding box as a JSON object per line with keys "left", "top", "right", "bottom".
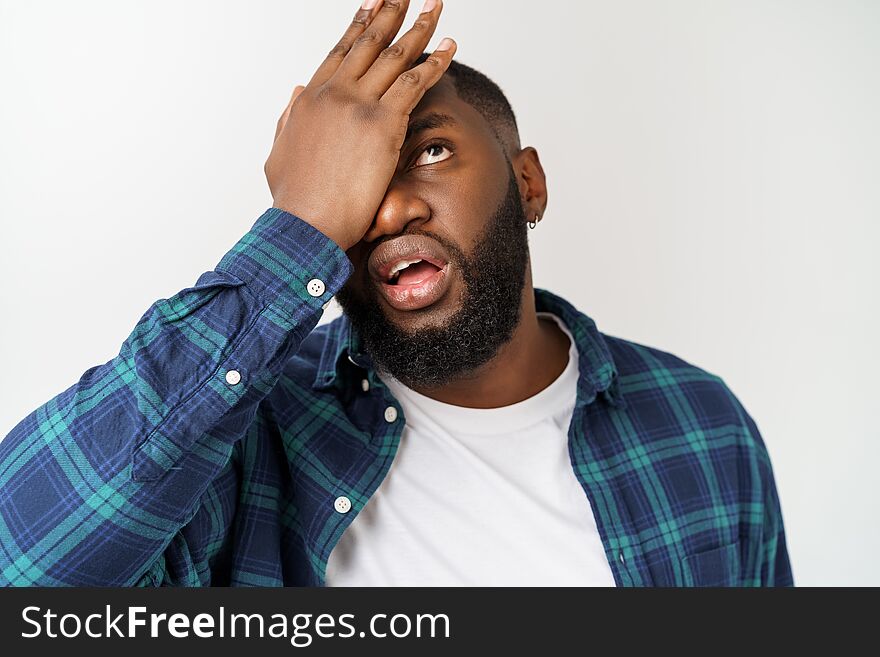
{"left": 334, "top": 496, "right": 352, "bottom": 514}
{"left": 618, "top": 551, "right": 626, "bottom": 564}
{"left": 384, "top": 406, "right": 398, "bottom": 423}
{"left": 307, "top": 279, "right": 326, "bottom": 297}
{"left": 225, "top": 369, "right": 242, "bottom": 385}
{"left": 361, "top": 378, "right": 370, "bottom": 392}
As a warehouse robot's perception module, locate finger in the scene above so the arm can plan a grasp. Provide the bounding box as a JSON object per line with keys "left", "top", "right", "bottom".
{"left": 334, "top": 0, "right": 411, "bottom": 81}
{"left": 307, "top": 0, "right": 385, "bottom": 87}
{"left": 274, "top": 85, "right": 306, "bottom": 142}
{"left": 360, "top": 0, "right": 442, "bottom": 96}
{"left": 380, "top": 37, "right": 456, "bottom": 114}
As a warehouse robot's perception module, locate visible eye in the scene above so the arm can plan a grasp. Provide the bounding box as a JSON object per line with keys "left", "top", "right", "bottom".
{"left": 411, "top": 141, "right": 454, "bottom": 168}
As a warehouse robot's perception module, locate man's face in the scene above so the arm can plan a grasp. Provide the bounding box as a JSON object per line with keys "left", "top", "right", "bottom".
{"left": 336, "top": 75, "right": 530, "bottom": 390}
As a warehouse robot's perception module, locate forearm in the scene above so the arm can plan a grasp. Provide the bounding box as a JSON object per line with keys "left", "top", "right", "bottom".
{"left": 0, "top": 208, "right": 351, "bottom": 586}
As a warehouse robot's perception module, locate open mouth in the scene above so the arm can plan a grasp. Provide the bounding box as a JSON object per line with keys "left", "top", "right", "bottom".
{"left": 386, "top": 258, "right": 444, "bottom": 286}
{"left": 369, "top": 237, "right": 453, "bottom": 312}
{"left": 378, "top": 257, "right": 450, "bottom": 312}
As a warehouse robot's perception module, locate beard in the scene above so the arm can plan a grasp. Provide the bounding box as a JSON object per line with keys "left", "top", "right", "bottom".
{"left": 335, "top": 164, "right": 531, "bottom": 390}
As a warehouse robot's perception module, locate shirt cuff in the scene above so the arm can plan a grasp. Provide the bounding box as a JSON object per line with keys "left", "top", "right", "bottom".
{"left": 215, "top": 208, "right": 354, "bottom": 310}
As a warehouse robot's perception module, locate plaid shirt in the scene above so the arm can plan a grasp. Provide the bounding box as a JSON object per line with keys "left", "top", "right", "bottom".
{"left": 0, "top": 208, "right": 793, "bottom": 587}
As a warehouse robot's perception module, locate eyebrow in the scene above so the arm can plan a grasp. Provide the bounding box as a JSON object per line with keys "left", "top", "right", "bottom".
{"left": 404, "top": 112, "right": 459, "bottom": 144}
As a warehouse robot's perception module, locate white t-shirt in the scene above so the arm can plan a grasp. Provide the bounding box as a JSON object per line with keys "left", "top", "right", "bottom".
{"left": 325, "top": 312, "right": 617, "bottom": 587}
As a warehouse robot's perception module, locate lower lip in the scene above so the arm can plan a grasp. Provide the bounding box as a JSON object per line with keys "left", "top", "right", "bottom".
{"left": 378, "top": 264, "right": 451, "bottom": 311}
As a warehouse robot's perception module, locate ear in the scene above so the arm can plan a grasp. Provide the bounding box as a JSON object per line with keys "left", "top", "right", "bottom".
{"left": 512, "top": 147, "right": 548, "bottom": 222}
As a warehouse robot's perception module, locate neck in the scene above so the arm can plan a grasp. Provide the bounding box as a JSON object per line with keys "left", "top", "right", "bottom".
{"left": 408, "top": 270, "right": 571, "bottom": 409}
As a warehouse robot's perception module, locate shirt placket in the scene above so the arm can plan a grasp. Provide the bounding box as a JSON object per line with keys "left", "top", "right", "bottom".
{"left": 313, "top": 360, "right": 406, "bottom": 586}
{"left": 568, "top": 401, "right": 656, "bottom": 587}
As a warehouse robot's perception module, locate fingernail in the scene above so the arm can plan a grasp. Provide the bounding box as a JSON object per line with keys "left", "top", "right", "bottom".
{"left": 436, "top": 37, "right": 454, "bottom": 51}
{"left": 422, "top": 0, "right": 438, "bottom": 12}
{"left": 361, "top": 0, "right": 379, "bottom": 9}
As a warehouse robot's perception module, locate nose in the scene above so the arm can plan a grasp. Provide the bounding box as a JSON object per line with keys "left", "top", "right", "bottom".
{"left": 361, "top": 181, "right": 431, "bottom": 243}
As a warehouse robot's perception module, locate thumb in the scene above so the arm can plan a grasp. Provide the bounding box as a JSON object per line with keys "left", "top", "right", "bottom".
{"left": 274, "top": 85, "right": 307, "bottom": 142}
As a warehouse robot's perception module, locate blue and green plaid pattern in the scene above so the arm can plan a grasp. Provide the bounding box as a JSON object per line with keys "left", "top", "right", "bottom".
{"left": 0, "top": 208, "right": 793, "bottom": 586}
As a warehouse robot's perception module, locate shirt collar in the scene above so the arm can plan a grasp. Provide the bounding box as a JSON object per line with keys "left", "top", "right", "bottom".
{"left": 313, "top": 287, "right": 625, "bottom": 410}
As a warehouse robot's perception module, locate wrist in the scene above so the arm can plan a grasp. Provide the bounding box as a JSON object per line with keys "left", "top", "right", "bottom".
{"left": 273, "top": 203, "right": 354, "bottom": 252}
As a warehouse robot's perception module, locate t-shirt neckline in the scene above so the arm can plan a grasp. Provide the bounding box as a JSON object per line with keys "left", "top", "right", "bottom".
{"left": 378, "top": 312, "right": 579, "bottom": 436}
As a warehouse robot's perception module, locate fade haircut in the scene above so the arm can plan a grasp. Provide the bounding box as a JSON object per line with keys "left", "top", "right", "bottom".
{"left": 413, "top": 52, "right": 520, "bottom": 157}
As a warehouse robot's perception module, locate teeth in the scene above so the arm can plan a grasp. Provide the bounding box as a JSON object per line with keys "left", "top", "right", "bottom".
{"left": 390, "top": 258, "right": 423, "bottom": 275}
{"left": 387, "top": 258, "right": 423, "bottom": 282}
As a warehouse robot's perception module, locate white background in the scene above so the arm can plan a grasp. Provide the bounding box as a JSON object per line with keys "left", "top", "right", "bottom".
{"left": 1, "top": 0, "right": 877, "bottom": 586}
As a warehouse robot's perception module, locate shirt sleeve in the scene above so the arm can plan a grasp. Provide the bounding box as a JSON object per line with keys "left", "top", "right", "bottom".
{"left": 736, "top": 399, "right": 795, "bottom": 587}
{"left": 758, "top": 450, "right": 795, "bottom": 587}
{"left": 0, "top": 208, "right": 352, "bottom": 586}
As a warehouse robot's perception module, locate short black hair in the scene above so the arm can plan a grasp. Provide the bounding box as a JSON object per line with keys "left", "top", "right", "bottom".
{"left": 414, "top": 52, "right": 520, "bottom": 156}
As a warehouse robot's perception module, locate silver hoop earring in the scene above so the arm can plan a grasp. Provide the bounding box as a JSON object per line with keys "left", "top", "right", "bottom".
{"left": 528, "top": 214, "right": 539, "bottom": 230}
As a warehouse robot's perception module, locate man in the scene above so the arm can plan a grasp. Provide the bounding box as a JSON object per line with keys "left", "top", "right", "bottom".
{"left": 0, "top": 0, "right": 792, "bottom": 586}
